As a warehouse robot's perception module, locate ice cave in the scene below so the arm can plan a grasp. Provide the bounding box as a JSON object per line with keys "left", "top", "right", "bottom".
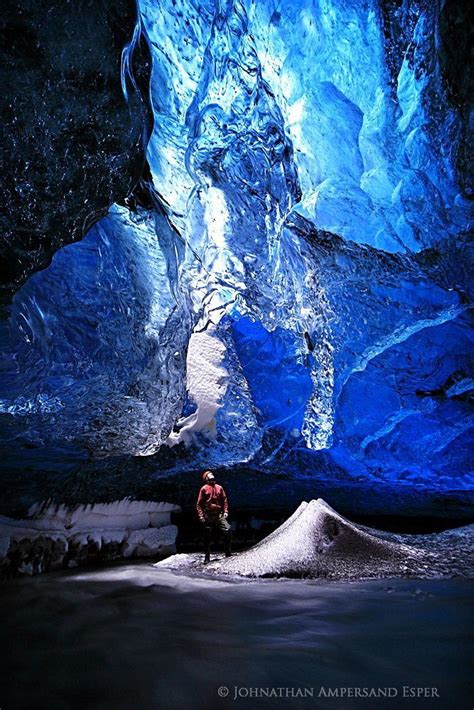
{"left": 0, "top": 0, "right": 472, "bottom": 708}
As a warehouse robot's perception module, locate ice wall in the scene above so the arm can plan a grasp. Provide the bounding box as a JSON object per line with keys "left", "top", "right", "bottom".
{"left": 248, "top": 0, "right": 472, "bottom": 250}
{"left": 0, "top": 0, "right": 472, "bottom": 504}
{"left": 1, "top": 206, "right": 193, "bottom": 456}
{"left": 0, "top": 498, "right": 180, "bottom": 575}
{"left": 0, "top": 0, "right": 151, "bottom": 300}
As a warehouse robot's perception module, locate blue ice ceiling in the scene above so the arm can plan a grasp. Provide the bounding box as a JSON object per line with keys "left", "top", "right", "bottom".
{"left": 0, "top": 0, "right": 472, "bottom": 499}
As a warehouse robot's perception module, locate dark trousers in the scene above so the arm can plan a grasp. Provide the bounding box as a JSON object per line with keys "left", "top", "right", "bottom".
{"left": 202, "top": 515, "right": 231, "bottom": 558}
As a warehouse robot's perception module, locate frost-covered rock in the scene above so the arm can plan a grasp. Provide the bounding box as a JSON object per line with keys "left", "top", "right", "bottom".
{"left": 122, "top": 526, "right": 178, "bottom": 559}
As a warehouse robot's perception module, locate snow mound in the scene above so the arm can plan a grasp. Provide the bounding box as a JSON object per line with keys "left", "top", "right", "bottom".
{"left": 156, "top": 498, "right": 449, "bottom": 580}
{"left": 211, "top": 498, "right": 423, "bottom": 579}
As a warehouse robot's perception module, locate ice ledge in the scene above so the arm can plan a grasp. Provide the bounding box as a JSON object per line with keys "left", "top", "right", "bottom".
{"left": 0, "top": 497, "right": 181, "bottom": 576}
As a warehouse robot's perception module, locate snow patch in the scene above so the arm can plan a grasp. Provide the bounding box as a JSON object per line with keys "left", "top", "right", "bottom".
{"left": 167, "top": 329, "right": 228, "bottom": 446}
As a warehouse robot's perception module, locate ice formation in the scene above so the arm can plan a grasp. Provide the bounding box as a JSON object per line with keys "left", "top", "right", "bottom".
{"left": 212, "top": 498, "right": 422, "bottom": 578}
{"left": 155, "top": 498, "right": 474, "bottom": 580}
{"left": 0, "top": 0, "right": 472, "bottom": 507}
{"left": 0, "top": 498, "right": 180, "bottom": 575}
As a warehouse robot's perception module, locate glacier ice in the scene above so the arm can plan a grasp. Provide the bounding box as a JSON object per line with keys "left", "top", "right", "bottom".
{"left": 166, "top": 324, "right": 262, "bottom": 468}
{"left": 0, "top": 497, "right": 180, "bottom": 575}
{"left": 0, "top": 0, "right": 472, "bottom": 508}
{"left": 1, "top": 206, "right": 194, "bottom": 456}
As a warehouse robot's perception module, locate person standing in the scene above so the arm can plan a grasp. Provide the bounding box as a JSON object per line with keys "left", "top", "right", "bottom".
{"left": 196, "top": 470, "right": 232, "bottom": 563}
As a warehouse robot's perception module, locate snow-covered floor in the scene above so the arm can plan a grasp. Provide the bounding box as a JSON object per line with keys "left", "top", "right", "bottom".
{"left": 1, "top": 563, "right": 472, "bottom": 709}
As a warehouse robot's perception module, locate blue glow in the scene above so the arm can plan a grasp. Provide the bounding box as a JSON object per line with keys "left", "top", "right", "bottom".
{"left": 0, "top": 0, "right": 472, "bottom": 508}
{"left": 231, "top": 317, "right": 313, "bottom": 431}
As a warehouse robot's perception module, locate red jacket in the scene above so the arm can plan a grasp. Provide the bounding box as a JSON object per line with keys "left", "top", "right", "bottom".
{"left": 196, "top": 483, "right": 229, "bottom": 520}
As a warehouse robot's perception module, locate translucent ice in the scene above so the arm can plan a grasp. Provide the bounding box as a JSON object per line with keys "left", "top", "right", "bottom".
{"left": 0, "top": 0, "right": 471, "bottom": 499}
